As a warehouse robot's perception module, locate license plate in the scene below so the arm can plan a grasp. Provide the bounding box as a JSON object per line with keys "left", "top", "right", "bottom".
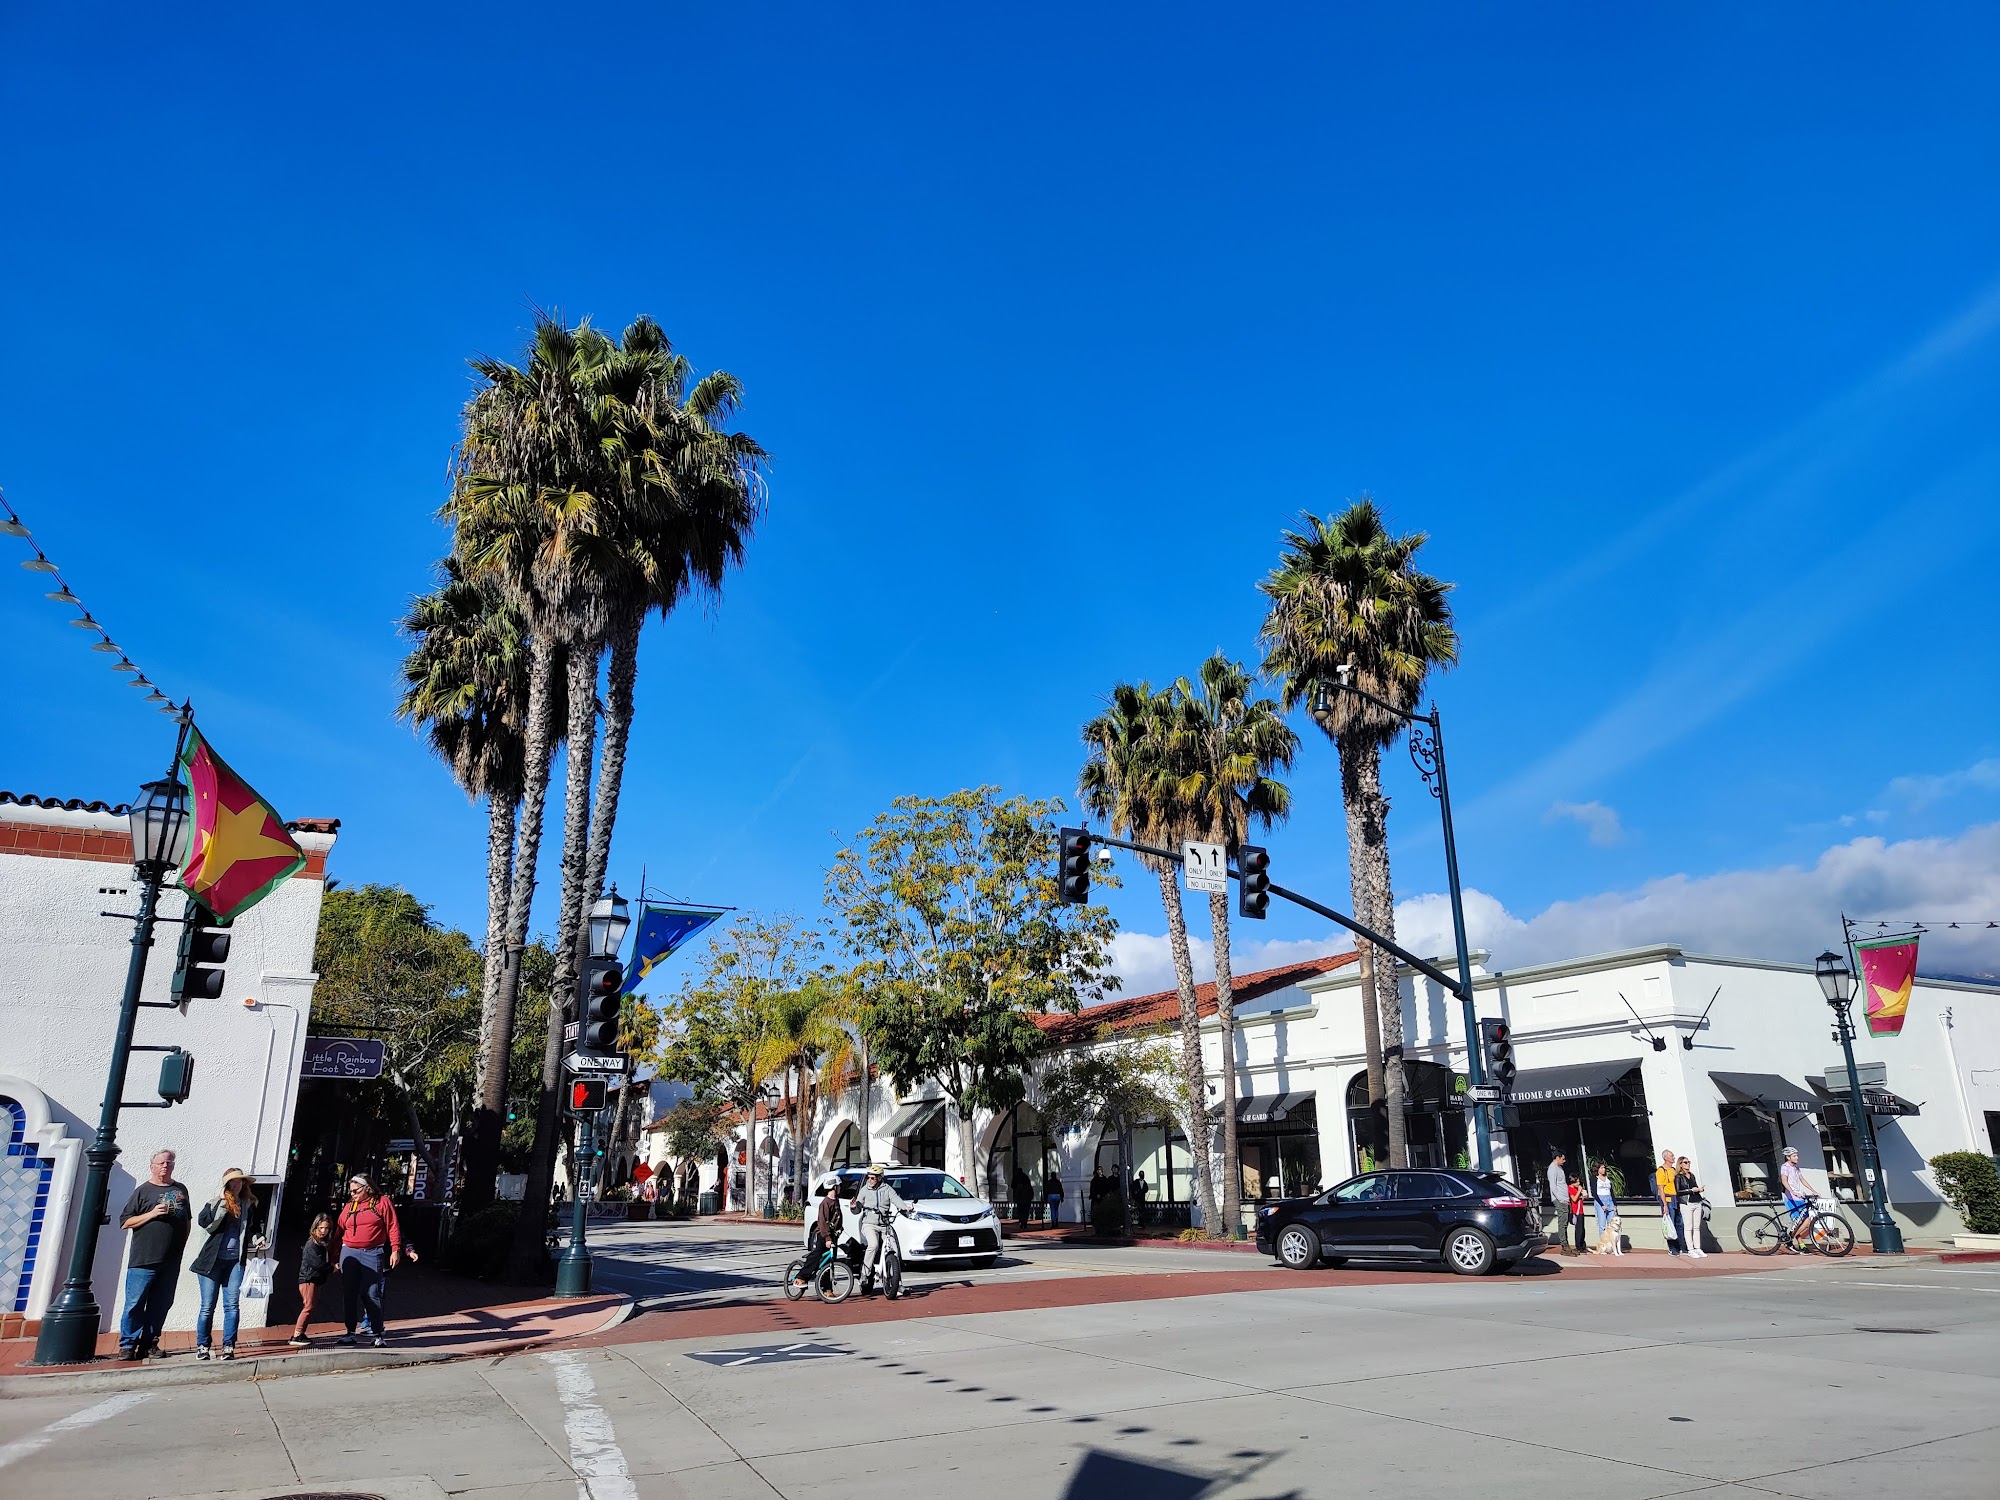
{"left": 958, "top": 1235, "right": 975, "bottom": 1247}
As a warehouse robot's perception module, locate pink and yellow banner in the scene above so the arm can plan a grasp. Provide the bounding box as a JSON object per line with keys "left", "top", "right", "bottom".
{"left": 1856, "top": 934, "right": 1919, "bottom": 1038}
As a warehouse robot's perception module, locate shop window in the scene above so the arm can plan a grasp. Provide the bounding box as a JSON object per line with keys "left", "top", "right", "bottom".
{"left": 907, "top": 1107, "right": 947, "bottom": 1170}
{"left": 1717, "top": 1106, "right": 1785, "bottom": 1203}
{"left": 1504, "top": 1068, "right": 1654, "bottom": 1200}
{"left": 828, "top": 1123, "right": 865, "bottom": 1171}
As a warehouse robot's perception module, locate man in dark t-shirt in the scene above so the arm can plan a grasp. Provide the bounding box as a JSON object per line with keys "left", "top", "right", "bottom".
{"left": 117, "top": 1147, "right": 190, "bottom": 1358}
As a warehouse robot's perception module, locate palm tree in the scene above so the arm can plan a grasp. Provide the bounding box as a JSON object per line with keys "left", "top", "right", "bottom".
{"left": 1259, "top": 498, "right": 1458, "bottom": 1170}
{"left": 1168, "top": 653, "right": 1296, "bottom": 1232}
{"left": 754, "top": 976, "right": 856, "bottom": 1197}
{"left": 1080, "top": 682, "right": 1222, "bottom": 1235}
{"left": 396, "top": 558, "right": 552, "bottom": 1211}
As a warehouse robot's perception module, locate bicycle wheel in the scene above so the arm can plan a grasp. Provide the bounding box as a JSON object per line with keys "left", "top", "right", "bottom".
{"left": 1736, "top": 1211, "right": 1785, "bottom": 1256}
{"left": 782, "top": 1256, "right": 809, "bottom": 1302}
{"left": 1808, "top": 1213, "right": 1855, "bottom": 1257}
{"left": 818, "top": 1256, "right": 856, "bottom": 1304}
{"left": 883, "top": 1244, "right": 902, "bottom": 1301}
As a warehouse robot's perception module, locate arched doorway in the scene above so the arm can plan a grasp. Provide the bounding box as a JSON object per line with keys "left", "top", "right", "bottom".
{"left": 1346, "top": 1060, "right": 1468, "bottom": 1172}
{"left": 988, "top": 1102, "right": 1059, "bottom": 1222}
{"left": 826, "top": 1121, "right": 866, "bottom": 1171}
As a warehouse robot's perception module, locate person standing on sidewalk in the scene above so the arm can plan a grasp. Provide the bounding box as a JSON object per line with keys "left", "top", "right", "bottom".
{"left": 190, "top": 1168, "right": 261, "bottom": 1360}
{"left": 1655, "top": 1148, "right": 1682, "bottom": 1255}
{"left": 291, "top": 1213, "right": 335, "bottom": 1346}
{"left": 1675, "top": 1156, "right": 1709, "bottom": 1259}
{"left": 1593, "top": 1163, "right": 1617, "bottom": 1247}
{"left": 116, "top": 1148, "right": 190, "bottom": 1359}
{"left": 335, "top": 1174, "right": 404, "bottom": 1346}
{"left": 1545, "top": 1152, "right": 1573, "bottom": 1254}
{"left": 1044, "top": 1172, "right": 1065, "bottom": 1226}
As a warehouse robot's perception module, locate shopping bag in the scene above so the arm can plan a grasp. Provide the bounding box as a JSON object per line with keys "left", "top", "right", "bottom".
{"left": 241, "top": 1255, "right": 278, "bottom": 1300}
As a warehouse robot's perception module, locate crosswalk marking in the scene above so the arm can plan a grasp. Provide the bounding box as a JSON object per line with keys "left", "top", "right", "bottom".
{"left": 541, "top": 1352, "right": 638, "bottom": 1500}
{"left": 0, "top": 1392, "right": 149, "bottom": 1474}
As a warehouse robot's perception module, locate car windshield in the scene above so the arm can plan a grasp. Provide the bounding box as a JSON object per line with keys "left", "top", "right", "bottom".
{"left": 888, "top": 1172, "right": 975, "bottom": 1201}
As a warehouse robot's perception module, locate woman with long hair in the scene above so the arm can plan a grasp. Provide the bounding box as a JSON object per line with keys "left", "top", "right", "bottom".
{"left": 335, "top": 1173, "right": 406, "bottom": 1347}
{"left": 191, "top": 1168, "right": 261, "bottom": 1360}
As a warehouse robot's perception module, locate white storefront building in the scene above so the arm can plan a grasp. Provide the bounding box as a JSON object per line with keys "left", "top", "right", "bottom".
{"left": 675, "top": 943, "right": 1998, "bottom": 1245}
{"left": 0, "top": 791, "right": 335, "bottom": 1337}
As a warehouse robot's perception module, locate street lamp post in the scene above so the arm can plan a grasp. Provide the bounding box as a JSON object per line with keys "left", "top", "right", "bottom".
{"left": 1815, "top": 950, "right": 1905, "bottom": 1255}
{"left": 1316, "top": 671, "right": 1491, "bottom": 1172}
{"left": 33, "top": 763, "right": 190, "bottom": 1365}
{"left": 554, "top": 886, "right": 631, "bottom": 1299}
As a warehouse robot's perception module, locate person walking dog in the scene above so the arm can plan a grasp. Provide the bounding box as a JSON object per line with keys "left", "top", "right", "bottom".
{"left": 335, "top": 1174, "right": 406, "bottom": 1346}
{"left": 116, "top": 1148, "right": 190, "bottom": 1359}
{"left": 191, "top": 1168, "right": 261, "bottom": 1360}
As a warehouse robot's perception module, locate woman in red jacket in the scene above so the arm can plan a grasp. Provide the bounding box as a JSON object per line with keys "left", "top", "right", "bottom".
{"left": 335, "top": 1174, "right": 409, "bottom": 1346}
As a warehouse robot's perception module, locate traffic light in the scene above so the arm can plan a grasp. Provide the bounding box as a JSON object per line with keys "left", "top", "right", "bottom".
{"left": 157, "top": 1048, "right": 194, "bottom": 1104}
{"left": 1236, "top": 845, "right": 1270, "bottom": 920}
{"left": 569, "top": 1078, "right": 606, "bottom": 1113}
{"left": 171, "top": 901, "right": 231, "bottom": 1007}
{"left": 1478, "top": 1017, "right": 1515, "bottom": 1090}
{"left": 578, "top": 957, "right": 625, "bottom": 1055}
{"left": 1057, "top": 826, "right": 1092, "bottom": 906}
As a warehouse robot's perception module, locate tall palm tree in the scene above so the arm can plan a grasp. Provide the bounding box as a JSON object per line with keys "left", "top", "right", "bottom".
{"left": 396, "top": 558, "right": 552, "bottom": 1211}
{"left": 1259, "top": 498, "right": 1458, "bottom": 1170}
{"left": 1168, "top": 653, "right": 1296, "bottom": 1232}
{"left": 754, "top": 976, "right": 855, "bottom": 1195}
{"left": 1080, "top": 682, "right": 1222, "bottom": 1234}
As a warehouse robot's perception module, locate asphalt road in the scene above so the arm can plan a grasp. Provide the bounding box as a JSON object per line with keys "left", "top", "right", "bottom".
{"left": 2, "top": 1235, "right": 1995, "bottom": 1499}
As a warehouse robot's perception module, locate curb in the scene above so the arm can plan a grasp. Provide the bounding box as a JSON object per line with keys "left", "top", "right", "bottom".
{"left": 1008, "top": 1232, "right": 1260, "bottom": 1253}
{"left": 0, "top": 1296, "right": 634, "bottom": 1397}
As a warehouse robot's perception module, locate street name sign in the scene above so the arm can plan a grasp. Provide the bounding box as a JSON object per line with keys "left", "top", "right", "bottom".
{"left": 564, "top": 1051, "right": 628, "bottom": 1074}
{"left": 1182, "top": 841, "right": 1227, "bottom": 895}
{"left": 563, "top": 1020, "right": 579, "bottom": 1043}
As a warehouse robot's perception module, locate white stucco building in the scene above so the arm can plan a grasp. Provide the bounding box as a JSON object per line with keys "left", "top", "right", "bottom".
{"left": 658, "top": 943, "right": 1999, "bottom": 1245}
{"left": 0, "top": 791, "right": 335, "bottom": 1338}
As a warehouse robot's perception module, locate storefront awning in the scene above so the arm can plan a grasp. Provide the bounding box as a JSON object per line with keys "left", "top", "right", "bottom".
{"left": 1238, "top": 1091, "right": 1312, "bottom": 1125}
{"left": 1508, "top": 1059, "right": 1644, "bottom": 1106}
{"left": 1808, "top": 1077, "right": 1922, "bottom": 1117}
{"left": 879, "top": 1097, "right": 944, "bottom": 1137}
{"left": 1711, "top": 1072, "right": 1819, "bottom": 1116}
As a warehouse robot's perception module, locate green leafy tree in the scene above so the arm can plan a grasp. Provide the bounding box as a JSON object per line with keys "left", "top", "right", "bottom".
{"left": 1260, "top": 498, "right": 1458, "bottom": 1169}
{"left": 1080, "top": 683, "right": 1221, "bottom": 1232}
{"left": 754, "top": 969, "right": 857, "bottom": 1195}
{"left": 1035, "top": 1027, "right": 1183, "bottom": 1237}
{"left": 1168, "top": 653, "right": 1297, "bottom": 1233}
{"left": 827, "top": 788, "right": 1119, "bottom": 1187}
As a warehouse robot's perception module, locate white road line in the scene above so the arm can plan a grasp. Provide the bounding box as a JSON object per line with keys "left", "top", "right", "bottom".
{"left": 540, "top": 1352, "right": 638, "bottom": 1500}
{"left": 0, "top": 1392, "right": 149, "bottom": 1473}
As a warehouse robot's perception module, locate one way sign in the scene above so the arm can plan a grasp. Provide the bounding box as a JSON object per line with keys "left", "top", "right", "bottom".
{"left": 686, "top": 1342, "right": 850, "bottom": 1368}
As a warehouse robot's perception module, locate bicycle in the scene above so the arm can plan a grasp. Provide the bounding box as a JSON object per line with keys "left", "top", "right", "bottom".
{"left": 782, "top": 1241, "right": 856, "bottom": 1303}
{"left": 1735, "top": 1196, "right": 1855, "bottom": 1257}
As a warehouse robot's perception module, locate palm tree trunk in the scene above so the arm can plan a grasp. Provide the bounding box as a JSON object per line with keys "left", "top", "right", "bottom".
{"left": 467, "top": 632, "right": 559, "bottom": 1217}
{"left": 508, "top": 640, "right": 602, "bottom": 1279}
{"left": 1207, "top": 890, "right": 1241, "bottom": 1238}
{"left": 1356, "top": 942, "right": 1386, "bottom": 1169}
{"left": 583, "top": 612, "right": 640, "bottom": 905}
{"left": 462, "top": 789, "right": 518, "bottom": 1214}
{"left": 1341, "top": 739, "right": 1407, "bottom": 1168}
{"left": 1156, "top": 863, "right": 1220, "bottom": 1234}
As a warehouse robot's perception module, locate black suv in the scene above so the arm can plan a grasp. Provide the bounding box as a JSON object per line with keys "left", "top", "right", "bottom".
{"left": 1253, "top": 1169, "right": 1546, "bottom": 1276}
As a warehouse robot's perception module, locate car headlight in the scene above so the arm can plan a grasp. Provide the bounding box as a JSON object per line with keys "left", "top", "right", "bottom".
{"left": 1257, "top": 1205, "right": 1277, "bottom": 1218}
{"left": 912, "top": 1211, "right": 947, "bottom": 1222}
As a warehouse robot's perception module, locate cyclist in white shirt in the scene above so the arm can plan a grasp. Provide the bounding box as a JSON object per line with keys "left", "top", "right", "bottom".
{"left": 1778, "top": 1147, "right": 1813, "bottom": 1249}
{"left": 854, "top": 1164, "right": 903, "bottom": 1295}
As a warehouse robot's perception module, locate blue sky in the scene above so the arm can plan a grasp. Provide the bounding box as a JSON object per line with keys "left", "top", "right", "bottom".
{"left": 4, "top": 6, "right": 1997, "bottom": 987}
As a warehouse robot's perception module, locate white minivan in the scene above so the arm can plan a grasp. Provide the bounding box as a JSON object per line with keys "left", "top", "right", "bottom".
{"left": 805, "top": 1167, "right": 1002, "bottom": 1269}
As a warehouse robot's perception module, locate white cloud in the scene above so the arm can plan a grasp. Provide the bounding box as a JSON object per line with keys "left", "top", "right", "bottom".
{"left": 1546, "top": 800, "right": 1625, "bottom": 848}
{"left": 1885, "top": 758, "right": 2000, "bottom": 812}
{"left": 1108, "top": 823, "right": 2000, "bottom": 993}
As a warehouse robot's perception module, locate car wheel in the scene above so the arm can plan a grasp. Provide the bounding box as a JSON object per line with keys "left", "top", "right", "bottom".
{"left": 1443, "top": 1227, "right": 1496, "bottom": 1276}
{"left": 1274, "top": 1223, "right": 1320, "bottom": 1270}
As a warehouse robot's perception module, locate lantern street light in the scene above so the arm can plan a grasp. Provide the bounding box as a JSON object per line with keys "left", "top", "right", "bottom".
{"left": 33, "top": 747, "right": 192, "bottom": 1364}
{"left": 588, "top": 885, "right": 631, "bottom": 961}
{"left": 1815, "top": 949, "right": 1905, "bottom": 1254}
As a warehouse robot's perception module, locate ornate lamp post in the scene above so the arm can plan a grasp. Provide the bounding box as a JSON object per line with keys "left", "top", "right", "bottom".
{"left": 1815, "top": 949, "right": 1905, "bottom": 1254}
{"left": 33, "top": 768, "right": 190, "bottom": 1364}
{"left": 554, "top": 886, "right": 631, "bottom": 1298}
{"left": 1315, "top": 668, "right": 1490, "bottom": 1171}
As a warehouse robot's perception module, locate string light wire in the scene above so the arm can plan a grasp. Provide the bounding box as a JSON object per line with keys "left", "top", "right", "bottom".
{"left": 1, "top": 490, "right": 188, "bottom": 718}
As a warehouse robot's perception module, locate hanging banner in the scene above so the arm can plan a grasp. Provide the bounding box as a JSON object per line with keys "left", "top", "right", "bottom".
{"left": 176, "top": 725, "right": 306, "bottom": 921}
{"left": 621, "top": 903, "right": 726, "bottom": 994}
{"left": 1856, "top": 934, "right": 1919, "bottom": 1037}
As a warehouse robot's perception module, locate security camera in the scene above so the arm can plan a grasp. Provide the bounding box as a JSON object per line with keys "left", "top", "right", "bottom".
{"left": 1335, "top": 663, "right": 1354, "bottom": 686}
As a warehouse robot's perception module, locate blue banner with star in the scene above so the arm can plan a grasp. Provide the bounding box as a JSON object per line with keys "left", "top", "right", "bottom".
{"left": 621, "top": 903, "right": 726, "bottom": 993}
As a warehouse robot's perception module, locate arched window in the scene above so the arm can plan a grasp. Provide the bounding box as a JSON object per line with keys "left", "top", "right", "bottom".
{"left": 828, "top": 1122, "right": 866, "bottom": 1170}
{"left": 1346, "top": 1059, "right": 1467, "bottom": 1172}
{"left": 989, "top": 1103, "right": 1061, "bottom": 1220}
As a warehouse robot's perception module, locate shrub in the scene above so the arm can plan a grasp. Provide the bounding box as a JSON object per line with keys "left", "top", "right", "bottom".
{"left": 1176, "top": 1227, "right": 1206, "bottom": 1243}
{"left": 438, "top": 1201, "right": 521, "bottom": 1280}
{"left": 1929, "top": 1152, "right": 2000, "bottom": 1234}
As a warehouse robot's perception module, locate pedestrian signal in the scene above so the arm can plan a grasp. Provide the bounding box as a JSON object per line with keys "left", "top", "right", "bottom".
{"left": 1057, "top": 827, "right": 1092, "bottom": 906}
{"left": 569, "top": 1078, "right": 606, "bottom": 1113}
{"left": 1236, "top": 845, "right": 1270, "bottom": 920}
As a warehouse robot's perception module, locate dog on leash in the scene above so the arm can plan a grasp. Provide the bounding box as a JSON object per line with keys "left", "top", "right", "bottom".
{"left": 1594, "top": 1213, "right": 1624, "bottom": 1255}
